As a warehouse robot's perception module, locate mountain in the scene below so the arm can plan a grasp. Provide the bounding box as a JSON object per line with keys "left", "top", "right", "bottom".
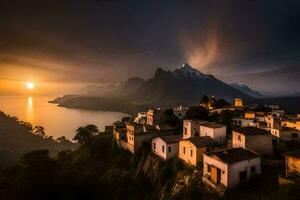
{"left": 230, "top": 83, "right": 264, "bottom": 98}
{"left": 282, "top": 92, "right": 300, "bottom": 97}
{"left": 52, "top": 63, "right": 252, "bottom": 110}
{"left": 127, "top": 63, "right": 252, "bottom": 106}
{"left": 71, "top": 84, "right": 121, "bottom": 96}
{"left": 248, "top": 96, "right": 300, "bottom": 114}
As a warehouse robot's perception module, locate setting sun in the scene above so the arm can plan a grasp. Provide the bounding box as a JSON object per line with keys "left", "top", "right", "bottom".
{"left": 26, "top": 82, "right": 35, "bottom": 90}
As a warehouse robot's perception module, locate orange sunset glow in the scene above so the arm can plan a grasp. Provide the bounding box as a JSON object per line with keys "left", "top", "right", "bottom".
{"left": 0, "top": 1, "right": 300, "bottom": 199}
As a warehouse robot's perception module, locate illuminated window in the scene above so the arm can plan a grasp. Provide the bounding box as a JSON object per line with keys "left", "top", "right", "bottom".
{"left": 238, "top": 135, "right": 241, "bottom": 141}
{"left": 207, "top": 164, "right": 211, "bottom": 172}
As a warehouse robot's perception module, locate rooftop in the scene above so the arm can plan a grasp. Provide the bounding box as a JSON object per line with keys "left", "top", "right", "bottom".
{"left": 126, "top": 122, "right": 143, "bottom": 128}
{"left": 281, "top": 127, "right": 300, "bottom": 132}
{"left": 184, "top": 119, "right": 208, "bottom": 123}
{"left": 234, "top": 126, "right": 270, "bottom": 136}
{"left": 185, "top": 136, "right": 214, "bottom": 148}
{"left": 201, "top": 122, "right": 225, "bottom": 129}
{"left": 205, "top": 148, "right": 260, "bottom": 164}
{"left": 284, "top": 150, "right": 300, "bottom": 159}
{"left": 156, "top": 135, "right": 182, "bottom": 144}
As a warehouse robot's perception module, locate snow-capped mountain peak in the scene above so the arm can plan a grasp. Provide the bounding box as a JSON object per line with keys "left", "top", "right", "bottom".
{"left": 173, "top": 63, "right": 211, "bottom": 80}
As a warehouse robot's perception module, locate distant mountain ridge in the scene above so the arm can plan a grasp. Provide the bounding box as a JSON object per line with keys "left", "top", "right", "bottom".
{"left": 230, "top": 83, "right": 264, "bottom": 98}
{"left": 128, "top": 63, "right": 252, "bottom": 106}
{"left": 52, "top": 63, "right": 252, "bottom": 109}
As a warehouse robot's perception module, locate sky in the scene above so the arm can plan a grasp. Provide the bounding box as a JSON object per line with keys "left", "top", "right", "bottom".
{"left": 0, "top": 0, "right": 300, "bottom": 96}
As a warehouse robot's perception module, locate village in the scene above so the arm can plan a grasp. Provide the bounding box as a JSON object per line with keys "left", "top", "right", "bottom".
{"left": 110, "top": 96, "right": 300, "bottom": 196}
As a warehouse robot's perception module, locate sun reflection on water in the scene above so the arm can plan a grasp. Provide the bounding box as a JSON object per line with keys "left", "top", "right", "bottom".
{"left": 26, "top": 96, "right": 34, "bottom": 122}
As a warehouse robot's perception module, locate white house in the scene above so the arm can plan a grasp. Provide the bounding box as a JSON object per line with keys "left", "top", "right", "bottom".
{"left": 183, "top": 119, "right": 207, "bottom": 139}
{"left": 203, "top": 148, "right": 261, "bottom": 191}
{"left": 199, "top": 122, "right": 226, "bottom": 143}
{"left": 271, "top": 127, "right": 300, "bottom": 141}
{"left": 232, "top": 126, "right": 273, "bottom": 156}
{"left": 152, "top": 135, "right": 182, "bottom": 160}
{"left": 231, "top": 117, "right": 254, "bottom": 127}
{"left": 146, "top": 109, "right": 162, "bottom": 126}
{"left": 134, "top": 112, "right": 147, "bottom": 124}
{"left": 118, "top": 122, "right": 156, "bottom": 154}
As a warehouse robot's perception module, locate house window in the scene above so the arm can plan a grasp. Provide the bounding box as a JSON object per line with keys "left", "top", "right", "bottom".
{"left": 207, "top": 164, "right": 211, "bottom": 172}
{"left": 168, "top": 146, "right": 171, "bottom": 152}
{"left": 238, "top": 135, "right": 241, "bottom": 141}
{"left": 292, "top": 133, "right": 298, "bottom": 138}
{"left": 190, "top": 149, "right": 193, "bottom": 157}
{"left": 251, "top": 166, "right": 256, "bottom": 173}
{"left": 183, "top": 147, "right": 185, "bottom": 154}
{"left": 184, "top": 128, "right": 187, "bottom": 135}
{"left": 239, "top": 171, "right": 247, "bottom": 182}
{"left": 153, "top": 142, "right": 156, "bottom": 150}
{"left": 162, "top": 145, "right": 165, "bottom": 153}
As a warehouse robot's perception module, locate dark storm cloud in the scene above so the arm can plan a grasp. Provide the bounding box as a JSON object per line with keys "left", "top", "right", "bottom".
{"left": 0, "top": 0, "right": 299, "bottom": 93}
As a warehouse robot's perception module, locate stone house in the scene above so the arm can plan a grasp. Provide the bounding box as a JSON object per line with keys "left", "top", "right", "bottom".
{"left": 146, "top": 109, "right": 162, "bottom": 126}
{"left": 202, "top": 148, "right": 261, "bottom": 192}
{"left": 182, "top": 119, "right": 207, "bottom": 139}
{"left": 279, "top": 151, "right": 300, "bottom": 184}
{"left": 151, "top": 135, "right": 182, "bottom": 160}
{"left": 232, "top": 126, "right": 273, "bottom": 156}
{"left": 199, "top": 122, "right": 226, "bottom": 144}
{"left": 271, "top": 127, "right": 300, "bottom": 141}
{"left": 178, "top": 136, "right": 214, "bottom": 167}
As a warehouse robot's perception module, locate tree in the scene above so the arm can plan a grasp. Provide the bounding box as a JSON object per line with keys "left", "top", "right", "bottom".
{"left": 200, "top": 95, "right": 209, "bottom": 104}
{"left": 57, "top": 136, "right": 68, "bottom": 143}
{"left": 163, "top": 108, "right": 174, "bottom": 117}
{"left": 121, "top": 116, "right": 131, "bottom": 123}
{"left": 73, "top": 124, "right": 99, "bottom": 145}
{"left": 21, "top": 149, "right": 51, "bottom": 166}
{"left": 161, "top": 108, "right": 180, "bottom": 127}
{"left": 33, "top": 126, "right": 46, "bottom": 138}
{"left": 213, "top": 98, "right": 229, "bottom": 108}
{"left": 185, "top": 106, "right": 209, "bottom": 120}
{"left": 217, "top": 110, "right": 233, "bottom": 126}
{"left": 217, "top": 110, "right": 234, "bottom": 136}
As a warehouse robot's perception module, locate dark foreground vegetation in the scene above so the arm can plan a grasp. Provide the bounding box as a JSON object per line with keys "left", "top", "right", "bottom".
{"left": 0, "top": 111, "right": 76, "bottom": 168}
{"left": 1, "top": 103, "right": 300, "bottom": 200}
{"left": 0, "top": 130, "right": 299, "bottom": 200}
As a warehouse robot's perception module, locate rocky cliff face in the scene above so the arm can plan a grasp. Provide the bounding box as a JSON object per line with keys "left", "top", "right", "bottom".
{"left": 133, "top": 146, "right": 216, "bottom": 199}
{"left": 135, "top": 151, "right": 162, "bottom": 184}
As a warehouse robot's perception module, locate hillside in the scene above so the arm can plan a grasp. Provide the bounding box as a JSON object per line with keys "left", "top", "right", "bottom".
{"left": 0, "top": 133, "right": 299, "bottom": 200}
{"left": 249, "top": 96, "right": 300, "bottom": 114}
{"left": 230, "top": 83, "right": 264, "bottom": 98}
{"left": 0, "top": 111, "right": 77, "bottom": 167}
{"left": 58, "top": 96, "right": 149, "bottom": 115}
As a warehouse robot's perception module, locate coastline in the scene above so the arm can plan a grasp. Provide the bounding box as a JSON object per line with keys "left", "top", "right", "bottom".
{"left": 50, "top": 95, "right": 150, "bottom": 115}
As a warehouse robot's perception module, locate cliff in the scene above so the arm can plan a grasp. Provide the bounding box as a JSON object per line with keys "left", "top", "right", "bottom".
{"left": 132, "top": 145, "right": 218, "bottom": 199}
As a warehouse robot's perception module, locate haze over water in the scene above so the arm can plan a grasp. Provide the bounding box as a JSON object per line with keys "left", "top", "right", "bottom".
{"left": 0, "top": 96, "right": 128, "bottom": 139}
